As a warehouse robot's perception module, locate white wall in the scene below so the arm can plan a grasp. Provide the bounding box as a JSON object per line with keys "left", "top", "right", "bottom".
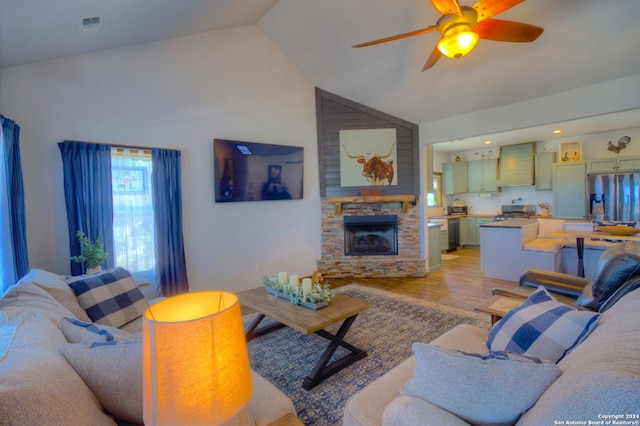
{"left": 0, "top": 25, "right": 320, "bottom": 293}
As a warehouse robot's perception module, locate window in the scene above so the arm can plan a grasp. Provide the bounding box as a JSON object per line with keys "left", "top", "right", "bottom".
{"left": 427, "top": 172, "right": 443, "bottom": 207}
{"left": 111, "top": 148, "right": 156, "bottom": 274}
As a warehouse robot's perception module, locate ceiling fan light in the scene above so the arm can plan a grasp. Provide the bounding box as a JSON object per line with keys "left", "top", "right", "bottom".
{"left": 437, "top": 28, "right": 479, "bottom": 59}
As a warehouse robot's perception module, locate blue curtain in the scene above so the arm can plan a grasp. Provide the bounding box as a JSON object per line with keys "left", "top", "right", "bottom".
{"left": 151, "top": 148, "right": 189, "bottom": 296}
{"left": 1, "top": 115, "right": 28, "bottom": 285}
{"left": 58, "top": 141, "right": 114, "bottom": 276}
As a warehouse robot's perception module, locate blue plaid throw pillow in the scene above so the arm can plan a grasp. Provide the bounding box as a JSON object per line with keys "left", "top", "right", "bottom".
{"left": 487, "top": 286, "right": 600, "bottom": 363}
{"left": 67, "top": 267, "right": 149, "bottom": 328}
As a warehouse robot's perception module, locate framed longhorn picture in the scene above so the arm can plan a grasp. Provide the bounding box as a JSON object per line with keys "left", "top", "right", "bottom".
{"left": 339, "top": 128, "right": 398, "bottom": 187}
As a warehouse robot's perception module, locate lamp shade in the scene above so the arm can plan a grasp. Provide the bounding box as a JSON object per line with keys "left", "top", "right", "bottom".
{"left": 143, "top": 291, "right": 252, "bottom": 425}
{"left": 437, "top": 24, "right": 479, "bottom": 59}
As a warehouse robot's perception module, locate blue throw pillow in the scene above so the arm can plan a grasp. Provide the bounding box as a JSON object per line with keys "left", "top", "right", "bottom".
{"left": 487, "top": 286, "right": 600, "bottom": 363}
{"left": 67, "top": 267, "right": 149, "bottom": 328}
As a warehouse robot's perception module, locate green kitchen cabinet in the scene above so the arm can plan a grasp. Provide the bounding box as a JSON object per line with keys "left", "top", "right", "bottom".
{"left": 587, "top": 155, "right": 640, "bottom": 174}
{"left": 459, "top": 217, "right": 477, "bottom": 246}
{"left": 460, "top": 217, "right": 492, "bottom": 247}
{"left": 475, "top": 218, "right": 493, "bottom": 245}
{"left": 428, "top": 224, "right": 442, "bottom": 272}
{"left": 553, "top": 161, "right": 587, "bottom": 219}
{"left": 535, "top": 151, "right": 557, "bottom": 190}
{"left": 467, "top": 158, "right": 498, "bottom": 193}
{"left": 443, "top": 161, "right": 468, "bottom": 195}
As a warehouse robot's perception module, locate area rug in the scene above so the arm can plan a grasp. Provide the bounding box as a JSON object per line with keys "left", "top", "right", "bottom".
{"left": 441, "top": 253, "right": 459, "bottom": 260}
{"left": 244, "top": 283, "right": 490, "bottom": 425}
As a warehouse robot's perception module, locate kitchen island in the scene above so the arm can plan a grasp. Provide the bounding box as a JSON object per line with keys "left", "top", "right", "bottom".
{"left": 479, "top": 218, "right": 562, "bottom": 282}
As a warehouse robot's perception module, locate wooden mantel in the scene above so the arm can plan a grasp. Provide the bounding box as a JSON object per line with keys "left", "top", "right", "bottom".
{"left": 326, "top": 195, "right": 416, "bottom": 215}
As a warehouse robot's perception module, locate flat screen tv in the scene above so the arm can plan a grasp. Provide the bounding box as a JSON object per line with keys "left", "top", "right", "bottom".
{"left": 213, "top": 139, "right": 304, "bottom": 203}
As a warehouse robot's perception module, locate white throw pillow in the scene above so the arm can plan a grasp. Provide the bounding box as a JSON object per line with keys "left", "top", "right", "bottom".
{"left": 402, "top": 343, "right": 562, "bottom": 426}
{"left": 487, "top": 286, "right": 600, "bottom": 363}
{"left": 61, "top": 339, "right": 143, "bottom": 424}
{"left": 67, "top": 267, "right": 149, "bottom": 328}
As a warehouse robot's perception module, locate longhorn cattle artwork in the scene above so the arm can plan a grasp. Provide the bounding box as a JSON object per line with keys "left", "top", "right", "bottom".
{"left": 339, "top": 129, "right": 398, "bottom": 187}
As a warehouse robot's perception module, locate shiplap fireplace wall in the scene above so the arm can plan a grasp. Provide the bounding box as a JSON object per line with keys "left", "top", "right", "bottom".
{"left": 317, "top": 196, "right": 426, "bottom": 277}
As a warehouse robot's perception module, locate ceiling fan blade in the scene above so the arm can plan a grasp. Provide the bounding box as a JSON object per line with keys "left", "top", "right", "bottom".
{"left": 472, "top": 0, "right": 525, "bottom": 22}
{"left": 475, "top": 18, "right": 543, "bottom": 42}
{"left": 352, "top": 24, "right": 440, "bottom": 48}
{"left": 422, "top": 46, "right": 443, "bottom": 71}
{"left": 430, "top": 0, "right": 463, "bottom": 16}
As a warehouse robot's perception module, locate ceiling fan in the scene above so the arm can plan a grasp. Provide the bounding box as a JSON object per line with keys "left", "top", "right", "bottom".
{"left": 352, "top": 0, "right": 544, "bottom": 71}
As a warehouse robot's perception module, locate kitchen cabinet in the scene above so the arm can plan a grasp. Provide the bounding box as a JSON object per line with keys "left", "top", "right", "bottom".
{"left": 553, "top": 161, "right": 587, "bottom": 219}
{"left": 460, "top": 217, "right": 493, "bottom": 247}
{"left": 467, "top": 158, "right": 498, "bottom": 193}
{"left": 443, "top": 161, "right": 468, "bottom": 195}
{"left": 587, "top": 155, "right": 640, "bottom": 174}
{"left": 475, "top": 218, "right": 493, "bottom": 243}
{"left": 535, "top": 152, "right": 557, "bottom": 190}
{"left": 497, "top": 142, "right": 535, "bottom": 186}
{"left": 440, "top": 229, "right": 448, "bottom": 254}
{"left": 427, "top": 224, "right": 441, "bottom": 272}
{"left": 460, "top": 217, "right": 477, "bottom": 246}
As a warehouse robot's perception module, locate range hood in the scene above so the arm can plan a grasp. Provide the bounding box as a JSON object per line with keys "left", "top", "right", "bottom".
{"left": 497, "top": 142, "right": 536, "bottom": 186}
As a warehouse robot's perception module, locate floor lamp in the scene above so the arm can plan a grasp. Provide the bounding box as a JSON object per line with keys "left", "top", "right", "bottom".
{"left": 143, "top": 291, "right": 252, "bottom": 425}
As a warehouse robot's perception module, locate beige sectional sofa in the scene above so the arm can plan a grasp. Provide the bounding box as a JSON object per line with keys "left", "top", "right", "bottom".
{"left": 0, "top": 268, "right": 297, "bottom": 425}
{"left": 343, "top": 287, "right": 640, "bottom": 425}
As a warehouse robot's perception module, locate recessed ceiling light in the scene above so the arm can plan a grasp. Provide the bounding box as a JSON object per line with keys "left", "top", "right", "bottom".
{"left": 484, "top": 140, "right": 492, "bottom": 145}
{"left": 553, "top": 129, "right": 563, "bottom": 134}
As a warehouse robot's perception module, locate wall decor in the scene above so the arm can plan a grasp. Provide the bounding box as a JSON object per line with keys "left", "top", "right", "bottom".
{"left": 339, "top": 128, "right": 397, "bottom": 187}
{"left": 559, "top": 141, "right": 582, "bottom": 162}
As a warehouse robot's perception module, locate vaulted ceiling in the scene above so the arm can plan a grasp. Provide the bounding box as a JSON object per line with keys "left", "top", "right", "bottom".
{"left": 2, "top": 0, "right": 640, "bottom": 152}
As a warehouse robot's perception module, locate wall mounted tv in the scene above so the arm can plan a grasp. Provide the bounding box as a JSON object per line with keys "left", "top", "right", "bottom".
{"left": 213, "top": 139, "right": 304, "bottom": 203}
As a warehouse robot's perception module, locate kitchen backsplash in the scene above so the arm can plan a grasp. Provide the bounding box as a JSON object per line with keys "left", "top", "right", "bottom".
{"left": 442, "top": 186, "right": 553, "bottom": 216}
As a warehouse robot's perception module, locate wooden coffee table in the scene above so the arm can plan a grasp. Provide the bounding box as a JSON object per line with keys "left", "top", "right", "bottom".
{"left": 474, "top": 290, "right": 526, "bottom": 324}
{"left": 237, "top": 287, "right": 371, "bottom": 390}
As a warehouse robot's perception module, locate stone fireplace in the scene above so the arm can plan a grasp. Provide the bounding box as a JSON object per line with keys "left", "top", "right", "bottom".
{"left": 317, "top": 196, "right": 426, "bottom": 277}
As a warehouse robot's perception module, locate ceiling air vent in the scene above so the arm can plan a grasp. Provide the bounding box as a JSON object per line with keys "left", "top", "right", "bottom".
{"left": 79, "top": 16, "right": 102, "bottom": 33}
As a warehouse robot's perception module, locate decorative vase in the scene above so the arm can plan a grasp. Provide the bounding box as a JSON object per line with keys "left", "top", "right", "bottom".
{"left": 86, "top": 265, "right": 102, "bottom": 274}
{"left": 540, "top": 208, "right": 550, "bottom": 217}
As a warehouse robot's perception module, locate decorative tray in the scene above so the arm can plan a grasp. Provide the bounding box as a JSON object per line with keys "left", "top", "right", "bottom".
{"left": 596, "top": 226, "right": 640, "bottom": 236}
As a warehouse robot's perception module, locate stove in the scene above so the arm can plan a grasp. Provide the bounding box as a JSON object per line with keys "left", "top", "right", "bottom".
{"left": 493, "top": 204, "right": 537, "bottom": 222}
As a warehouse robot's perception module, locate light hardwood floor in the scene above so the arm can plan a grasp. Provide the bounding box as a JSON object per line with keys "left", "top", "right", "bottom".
{"left": 329, "top": 247, "right": 518, "bottom": 313}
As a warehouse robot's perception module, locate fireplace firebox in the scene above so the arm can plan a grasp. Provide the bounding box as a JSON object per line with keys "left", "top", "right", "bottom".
{"left": 344, "top": 215, "right": 398, "bottom": 256}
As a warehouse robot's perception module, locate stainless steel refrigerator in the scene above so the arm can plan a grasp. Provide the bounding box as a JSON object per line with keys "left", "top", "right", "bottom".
{"left": 588, "top": 173, "right": 640, "bottom": 221}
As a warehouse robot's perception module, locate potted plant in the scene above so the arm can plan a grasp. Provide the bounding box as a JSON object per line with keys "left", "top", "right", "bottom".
{"left": 70, "top": 231, "right": 108, "bottom": 273}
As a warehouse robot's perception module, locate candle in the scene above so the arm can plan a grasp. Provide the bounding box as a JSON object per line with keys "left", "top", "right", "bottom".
{"left": 302, "top": 278, "right": 312, "bottom": 296}
{"left": 289, "top": 275, "right": 299, "bottom": 288}
{"left": 278, "top": 272, "right": 288, "bottom": 285}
